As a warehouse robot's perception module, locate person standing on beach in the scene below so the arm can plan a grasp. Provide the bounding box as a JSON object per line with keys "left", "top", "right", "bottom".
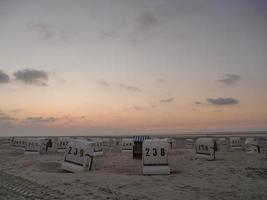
{"left": 46, "top": 139, "right": 52, "bottom": 152}
{"left": 214, "top": 141, "right": 218, "bottom": 152}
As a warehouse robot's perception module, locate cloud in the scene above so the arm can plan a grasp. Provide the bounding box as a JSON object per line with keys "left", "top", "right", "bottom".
{"left": 160, "top": 98, "right": 174, "bottom": 103}
{"left": 133, "top": 106, "right": 144, "bottom": 111}
{"left": 0, "top": 70, "right": 10, "bottom": 83}
{"left": 98, "top": 80, "right": 110, "bottom": 87}
{"left": 50, "top": 70, "right": 68, "bottom": 85}
{"left": 129, "top": 13, "right": 160, "bottom": 43}
{"left": 196, "top": 97, "right": 239, "bottom": 106}
{"left": 151, "top": 104, "right": 157, "bottom": 109}
{"left": 119, "top": 83, "right": 142, "bottom": 92}
{"left": 14, "top": 69, "right": 49, "bottom": 86}
{"left": 217, "top": 74, "right": 241, "bottom": 85}
{"left": 28, "top": 22, "right": 69, "bottom": 44}
{"left": 206, "top": 97, "right": 239, "bottom": 105}
{"left": 11, "top": 109, "right": 22, "bottom": 113}
{"left": 195, "top": 101, "right": 204, "bottom": 105}
{"left": 99, "top": 30, "right": 120, "bottom": 40}
{"left": 155, "top": 78, "right": 167, "bottom": 84}
{"left": 0, "top": 112, "right": 15, "bottom": 121}
{"left": 137, "top": 13, "right": 159, "bottom": 32}
{"left": 23, "top": 117, "right": 59, "bottom": 124}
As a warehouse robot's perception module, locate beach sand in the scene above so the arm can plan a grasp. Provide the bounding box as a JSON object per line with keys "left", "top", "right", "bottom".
{"left": 0, "top": 138, "right": 267, "bottom": 200}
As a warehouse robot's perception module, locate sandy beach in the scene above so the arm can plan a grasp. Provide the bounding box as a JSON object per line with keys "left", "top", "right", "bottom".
{"left": 1, "top": 1, "right": 266, "bottom": 199}
{"left": 0, "top": 137, "right": 266, "bottom": 200}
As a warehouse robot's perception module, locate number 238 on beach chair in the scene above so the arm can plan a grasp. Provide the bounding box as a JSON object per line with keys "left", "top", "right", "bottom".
{"left": 142, "top": 139, "right": 170, "bottom": 175}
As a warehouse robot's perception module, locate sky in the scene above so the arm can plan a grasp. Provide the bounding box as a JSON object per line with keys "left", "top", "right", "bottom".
{"left": 0, "top": 0, "right": 267, "bottom": 136}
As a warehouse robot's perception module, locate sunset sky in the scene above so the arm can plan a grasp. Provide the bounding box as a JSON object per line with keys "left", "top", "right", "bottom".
{"left": 0, "top": 0, "right": 266, "bottom": 136}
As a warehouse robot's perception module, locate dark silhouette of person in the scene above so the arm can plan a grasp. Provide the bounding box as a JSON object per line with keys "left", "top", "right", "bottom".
{"left": 46, "top": 139, "right": 52, "bottom": 152}
{"left": 257, "top": 145, "right": 260, "bottom": 153}
{"left": 214, "top": 141, "right": 218, "bottom": 152}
